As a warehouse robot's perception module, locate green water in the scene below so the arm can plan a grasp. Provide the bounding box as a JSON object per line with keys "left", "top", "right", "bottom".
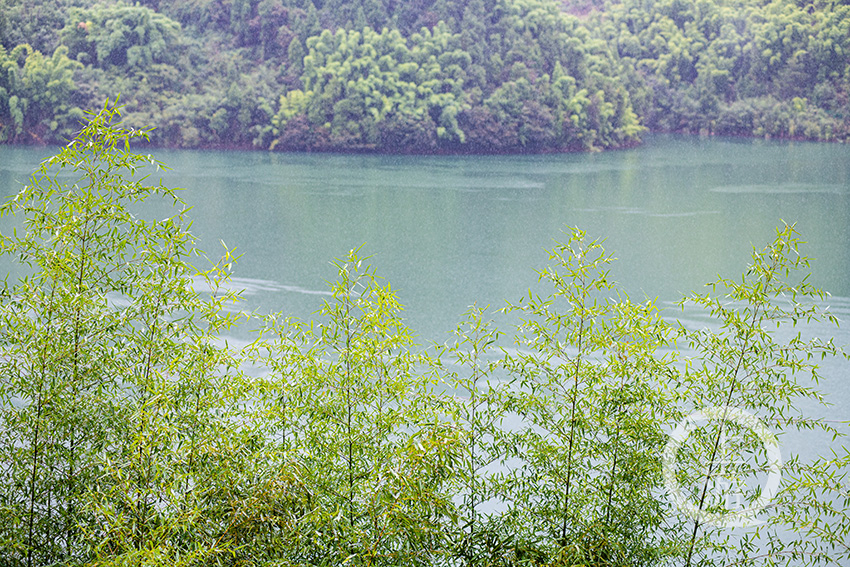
{"left": 2, "top": 135, "right": 849, "bottom": 338}
{"left": 154, "top": 136, "right": 850, "bottom": 335}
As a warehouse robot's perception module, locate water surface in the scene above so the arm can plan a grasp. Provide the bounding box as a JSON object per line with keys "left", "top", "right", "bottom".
{"left": 109, "top": 135, "right": 850, "bottom": 340}
{"left": 2, "top": 135, "right": 848, "bottom": 446}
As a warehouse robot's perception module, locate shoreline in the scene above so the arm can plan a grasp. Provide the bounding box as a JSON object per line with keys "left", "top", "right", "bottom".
{"left": 2, "top": 127, "right": 845, "bottom": 155}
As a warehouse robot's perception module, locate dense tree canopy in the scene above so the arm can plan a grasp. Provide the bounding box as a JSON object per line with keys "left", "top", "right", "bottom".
{"left": 0, "top": 0, "right": 848, "bottom": 151}
{"left": 59, "top": 2, "right": 182, "bottom": 69}
{"left": 597, "top": 0, "right": 850, "bottom": 140}
{"left": 0, "top": 43, "right": 82, "bottom": 142}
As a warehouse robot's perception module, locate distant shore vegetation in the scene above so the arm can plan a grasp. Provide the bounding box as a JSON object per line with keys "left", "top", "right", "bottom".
{"left": 0, "top": 0, "right": 849, "bottom": 152}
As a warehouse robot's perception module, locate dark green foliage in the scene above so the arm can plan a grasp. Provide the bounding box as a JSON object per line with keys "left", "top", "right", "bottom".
{"left": 0, "top": 0, "right": 83, "bottom": 54}
{"left": 59, "top": 2, "right": 182, "bottom": 69}
{"left": 0, "top": 43, "right": 83, "bottom": 143}
{"left": 1, "top": 0, "right": 848, "bottom": 150}
{"left": 271, "top": 24, "right": 472, "bottom": 151}
{"left": 268, "top": 7, "right": 642, "bottom": 153}
{"left": 597, "top": 0, "right": 850, "bottom": 141}
{"left": 0, "top": 0, "right": 644, "bottom": 152}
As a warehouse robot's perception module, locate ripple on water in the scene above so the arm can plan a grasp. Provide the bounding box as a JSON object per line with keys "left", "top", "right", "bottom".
{"left": 709, "top": 183, "right": 848, "bottom": 194}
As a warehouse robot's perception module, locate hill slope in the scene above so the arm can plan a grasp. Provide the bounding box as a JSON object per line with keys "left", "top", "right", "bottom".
{"left": 1, "top": 0, "right": 848, "bottom": 151}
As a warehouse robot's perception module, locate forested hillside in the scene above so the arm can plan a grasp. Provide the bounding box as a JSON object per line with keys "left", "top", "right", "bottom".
{"left": 1, "top": 0, "right": 848, "bottom": 152}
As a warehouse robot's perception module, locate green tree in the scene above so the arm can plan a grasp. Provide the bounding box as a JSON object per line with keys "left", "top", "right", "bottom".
{"left": 60, "top": 2, "right": 182, "bottom": 69}
{"left": 0, "top": 43, "right": 82, "bottom": 143}
{"left": 435, "top": 305, "right": 511, "bottom": 566}
{"left": 498, "top": 229, "right": 682, "bottom": 564}
{"left": 0, "top": 100, "right": 246, "bottom": 566}
{"left": 670, "top": 224, "right": 847, "bottom": 567}
{"left": 246, "top": 250, "right": 458, "bottom": 566}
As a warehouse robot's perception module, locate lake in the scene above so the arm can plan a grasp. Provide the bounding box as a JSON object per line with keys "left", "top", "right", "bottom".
{"left": 2, "top": 135, "right": 849, "bottom": 337}
{"left": 1, "top": 134, "right": 848, "bottom": 458}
